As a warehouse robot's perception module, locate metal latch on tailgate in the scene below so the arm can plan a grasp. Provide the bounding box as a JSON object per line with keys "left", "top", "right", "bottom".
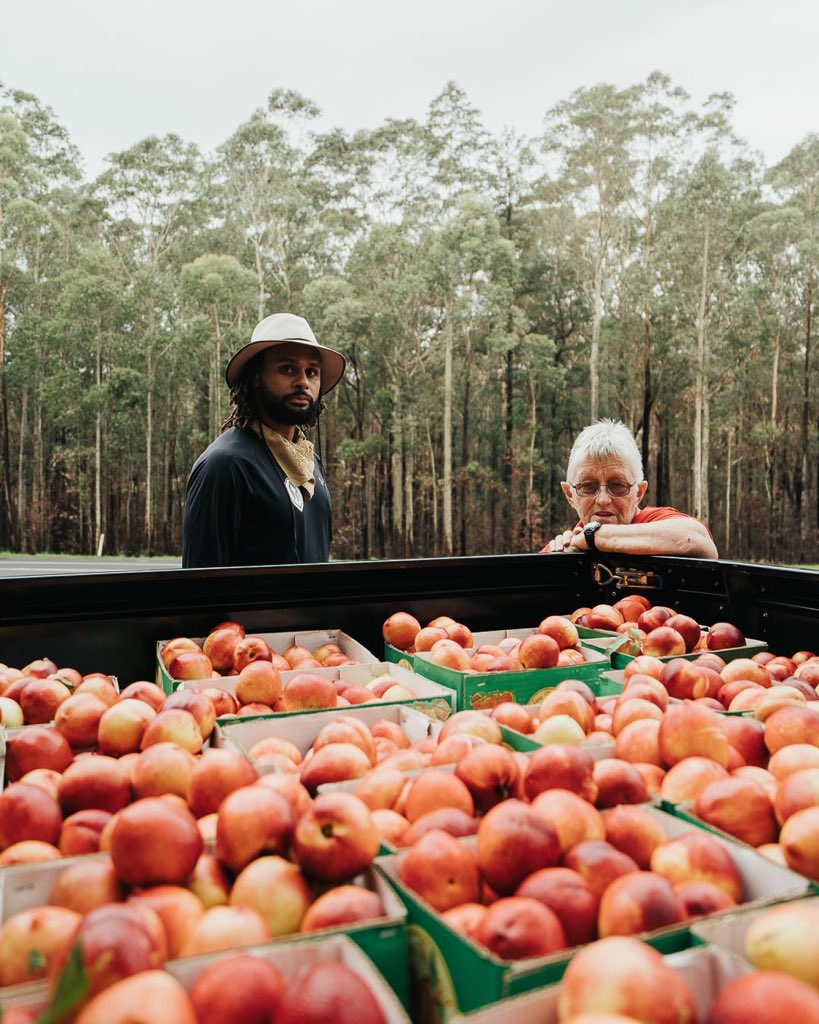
{"left": 592, "top": 563, "right": 662, "bottom": 591}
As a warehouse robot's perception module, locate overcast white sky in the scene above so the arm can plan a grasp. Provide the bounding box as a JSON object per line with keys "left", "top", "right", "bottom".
{"left": 2, "top": 0, "right": 817, "bottom": 177}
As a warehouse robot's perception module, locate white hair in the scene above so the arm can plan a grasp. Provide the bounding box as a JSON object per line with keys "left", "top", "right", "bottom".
{"left": 565, "top": 419, "right": 644, "bottom": 483}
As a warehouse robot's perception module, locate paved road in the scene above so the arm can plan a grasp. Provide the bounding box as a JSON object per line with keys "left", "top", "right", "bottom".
{"left": 0, "top": 556, "right": 182, "bottom": 578}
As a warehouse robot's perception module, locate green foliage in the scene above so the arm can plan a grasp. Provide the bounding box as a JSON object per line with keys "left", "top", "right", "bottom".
{"left": 1, "top": 74, "right": 817, "bottom": 562}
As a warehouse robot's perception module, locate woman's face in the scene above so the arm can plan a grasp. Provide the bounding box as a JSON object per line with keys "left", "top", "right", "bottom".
{"left": 561, "top": 457, "right": 648, "bottom": 525}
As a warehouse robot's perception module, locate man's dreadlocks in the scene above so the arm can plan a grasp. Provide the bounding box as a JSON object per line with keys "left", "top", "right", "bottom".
{"left": 220, "top": 351, "right": 326, "bottom": 433}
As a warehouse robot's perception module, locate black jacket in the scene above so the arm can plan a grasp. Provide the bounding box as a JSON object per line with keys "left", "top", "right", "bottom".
{"left": 182, "top": 427, "right": 331, "bottom": 568}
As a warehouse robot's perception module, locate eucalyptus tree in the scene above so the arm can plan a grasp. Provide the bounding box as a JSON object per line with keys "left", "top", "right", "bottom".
{"left": 424, "top": 197, "right": 516, "bottom": 555}
{"left": 544, "top": 83, "right": 638, "bottom": 421}
{"left": 338, "top": 224, "right": 433, "bottom": 557}
{"left": 305, "top": 126, "right": 383, "bottom": 273}
{"left": 216, "top": 89, "right": 321, "bottom": 319}
{"left": 94, "top": 133, "right": 205, "bottom": 551}
{"left": 734, "top": 206, "right": 804, "bottom": 557}
{"left": 422, "top": 81, "right": 493, "bottom": 214}
{"left": 654, "top": 146, "right": 759, "bottom": 535}
{"left": 507, "top": 189, "right": 592, "bottom": 540}
{"left": 179, "top": 253, "right": 258, "bottom": 439}
{"left": 45, "top": 248, "right": 128, "bottom": 551}
{"left": 0, "top": 84, "right": 81, "bottom": 549}
{"left": 298, "top": 273, "right": 376, "bottom": 557}
{"left": 767, "top": 135, "right": 819, "bottom": 556}
{"left": 623, "top": 73, "right": 701, "bottom": 469}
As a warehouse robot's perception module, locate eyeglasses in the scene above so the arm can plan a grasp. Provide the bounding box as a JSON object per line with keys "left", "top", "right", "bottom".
{"left": 569, "top": 480, "right": 636, "bottom": 498}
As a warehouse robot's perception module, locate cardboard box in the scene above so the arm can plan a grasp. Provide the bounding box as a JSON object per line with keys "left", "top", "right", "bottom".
{"left": 689, "top": 894, "right": 819, "bottom": 963}
{"left": 375, "top": 806, "right": 809, "bottom": 1022}
{"left": 0, "top": 857, "right": 410, "bottom": 1012}
{"left": 167, "top": 934, "right": 412, "bottom": 1023}
{"left": 215, "top": 703, "right": 440, "bottom": 764}
{"left": 157, "top": 629, "right": 379, "bottom": 694}
{"left": 0, "top": 852, "right": 109, "bottom": 923}
{"left": 181, "top": 662, "right": 455, "bottom": 723}
{"left": 0, "top": 934, "right": 411, "bottom": 1023}
{"left": 657, "top": 799, "right": 818, "bottom": 874}
{"left": 600, "top": 666, "right": 756, "bottom": 718}
{"left": 492, "top": 713, "right": 617, "bottom": 754}
{"left": 409, "top": 629, "right": 611, "bottom": 712}
{"left": 447, "top": 944, "right": 752, "bottom": 1023}
{"left": 384, "top": 624, "right": 620, "bottom": 670}
{"left": 584, "top": 631, "right": 767, "bottom": 671}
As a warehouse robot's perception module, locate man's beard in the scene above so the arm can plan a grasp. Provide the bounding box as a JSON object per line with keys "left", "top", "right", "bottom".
{"left": 256, "top": 386, "right": 319, "bottom": 427}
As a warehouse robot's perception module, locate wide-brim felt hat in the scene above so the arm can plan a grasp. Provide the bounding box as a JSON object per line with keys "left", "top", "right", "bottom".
{"left": 224, "top": 313, "right": 346, "bottom": 395}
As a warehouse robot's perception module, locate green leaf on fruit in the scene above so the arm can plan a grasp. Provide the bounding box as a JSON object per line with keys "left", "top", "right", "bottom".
{"left": 35, "top": 942, "right": 88, "bottom": 1024}
{"left": 27, "top": 948, "right": 47, "bottom": 974}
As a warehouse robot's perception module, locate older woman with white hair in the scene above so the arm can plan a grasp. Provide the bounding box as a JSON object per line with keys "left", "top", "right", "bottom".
{"left": 544, "top": 420, "right": 718, "bottom": 558}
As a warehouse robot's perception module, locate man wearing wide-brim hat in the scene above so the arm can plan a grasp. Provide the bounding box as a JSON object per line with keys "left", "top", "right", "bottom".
{"left": 182, "top": 313, "right": 346, "bottom": 568}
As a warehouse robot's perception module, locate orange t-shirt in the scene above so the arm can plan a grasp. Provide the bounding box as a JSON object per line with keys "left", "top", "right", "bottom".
{"left": 630, "top": 507, "right": 696, "bottom": 524}
{"left": 575, "top": 506, "right": 699, "bottom": 528}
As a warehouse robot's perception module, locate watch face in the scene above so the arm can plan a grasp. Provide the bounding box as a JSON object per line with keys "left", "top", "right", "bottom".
{"left": 584, "top": 522, "right": 600, "bottom": 548}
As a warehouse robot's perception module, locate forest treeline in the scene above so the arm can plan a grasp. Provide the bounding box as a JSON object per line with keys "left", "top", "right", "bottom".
{"left": 0, "top": 74, "right": 817, "bottom": 563}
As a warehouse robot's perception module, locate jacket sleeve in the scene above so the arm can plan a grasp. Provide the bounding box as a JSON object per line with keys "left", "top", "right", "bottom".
{"left": 182, "top": 452, "right": 244, "bottom": 568}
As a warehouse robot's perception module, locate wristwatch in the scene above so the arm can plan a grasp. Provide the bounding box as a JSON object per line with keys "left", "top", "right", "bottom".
{"left": 583, "top": 521, "right": 603, "bottom": 550}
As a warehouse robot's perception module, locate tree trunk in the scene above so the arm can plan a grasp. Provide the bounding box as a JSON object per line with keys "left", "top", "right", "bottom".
{"left": 209, "top": 319, "right": 223, "bottom": 441}
{"left": 693, "top": 218, "right": 710, "bottom": 521}
{"left": 735, "top": 404, "right": 744, "bottom": 556}
{"left": 426, "top": 421, "right": 439, "bottom": 555}
{"left": 390, "top": 381, "right": 404, "bottom": 554}
{"left": 640, "top": 203, "right": 655, "bottom": 479}
{"left": 641, "top": 306, "right": 652, "bottom": 479}
{"left": 459, "top": 326, "right": 473, "bottom": 555}
{"left": 505, "top": 345, "right": 514, "bottom": 552}
{"left": 95, "top": 339, "right": 103, "bottom": 554}
{"left": 590, "top": 220, "right": 604, "bottom": 421}
{"left": 0, "top": 278, "right": 16, "bottom": 549}
{"left": 442, "top": 318, "right": 453, "bottom": 556}
{"left": 34, "top": 397, "right": 45, "bottom": 550}
{"left": 656, "top": 421, "right": 670, "bottom": 507}
{"left": 725, "top": 428, "right": 733, "bottom": 557}
{"left": 254, "top": 238, "right": 266, "bottom": 322}
{"left": 703, "top": 389, "right": 711, "bottom": 524}
{"left": 145, "top": 350, "right": 154, "bottom": 554}
{"left": 800, "top": 253, "right": 814, "bottom": 554}
{"left": 404, "top": 420, "right": 414, "bottom": 556}
{"left": 16, "top": 389, "right": 27, "bottom": 548}
{"left": 525, "top": 376, "right": 537, "bottom": 550}
{"left": 771, "top": 330, "right": 781, "bottom": 425}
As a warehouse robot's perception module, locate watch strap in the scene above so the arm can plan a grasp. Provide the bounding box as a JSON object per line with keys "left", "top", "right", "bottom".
{"left": 583, "top": 521, "right": 602, "bottom": 550}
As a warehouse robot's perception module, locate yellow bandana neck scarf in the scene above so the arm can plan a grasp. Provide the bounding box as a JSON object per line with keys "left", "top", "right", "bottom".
{"left": 257, "top": 422, "right": 316, "bottom": 500}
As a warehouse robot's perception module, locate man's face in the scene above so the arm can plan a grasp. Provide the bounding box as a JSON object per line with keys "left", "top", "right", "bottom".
{"left": 254, "top": 343, "right": 322, "bottom": 426}
{"left": 560, "top": 457, "right": 648, "bottom": 525}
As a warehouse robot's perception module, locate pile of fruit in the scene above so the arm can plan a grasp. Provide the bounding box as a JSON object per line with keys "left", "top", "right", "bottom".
{"left": 566, "top": 597, "right": 754, "bottom": 658}
{"left": 0, "top": 728, "right": 395, "bottom": 1021}
{"left": 5, "top": 599, "right": 819, "bottom": 1024}
{"left": 0, "top": 658, "right": 115, "bottom": 729}
{"left": 11, "top": 954, "right": 394, "bottom": 1024}
{"left": 397, "top": 798, "right": 747, "bottom": 957}
{"left": 162, "top": 622, "right": 363, "bottom": 682}
{"left": 160, "top": 621, "right": 426, "bottom": 714}
{"left": 383, "top": 612, "right": 595, "bottom": 671}
{"left": 553, "top": 927, "right": 819, "bottom": 1021}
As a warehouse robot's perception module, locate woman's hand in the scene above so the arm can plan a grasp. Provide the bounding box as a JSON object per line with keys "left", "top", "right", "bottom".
{"left": 543, "top": 525, "right": 585, "bottom": 552}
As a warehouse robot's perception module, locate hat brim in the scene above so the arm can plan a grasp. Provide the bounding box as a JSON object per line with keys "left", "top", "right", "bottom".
{"left": 225, "top": 339, "right": 346, "bottom": 394}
